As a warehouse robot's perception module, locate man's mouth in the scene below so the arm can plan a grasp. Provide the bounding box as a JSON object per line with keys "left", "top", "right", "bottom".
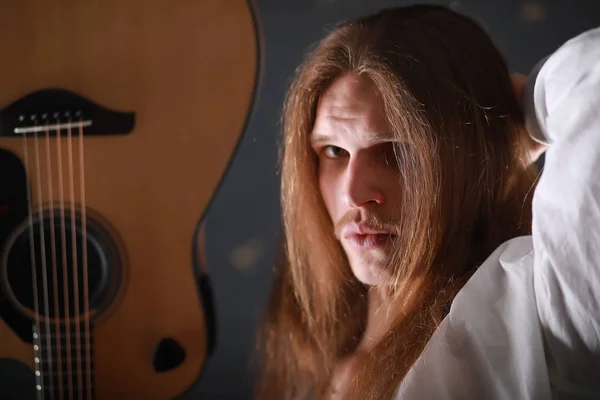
{"left": 345, "top": 233, "right": 395, "bottom": 249}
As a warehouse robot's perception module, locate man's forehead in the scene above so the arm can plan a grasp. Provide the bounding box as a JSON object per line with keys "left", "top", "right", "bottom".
{"left": 311, "top": 74, "right": 392, "bottom": 143}
{"left": 320, "top": 73, "right": 380, "bottom": 106}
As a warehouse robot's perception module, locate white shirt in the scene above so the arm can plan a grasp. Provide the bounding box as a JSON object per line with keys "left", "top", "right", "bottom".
{"left": 396, "top": 27, "right": 600, "bottom": 399}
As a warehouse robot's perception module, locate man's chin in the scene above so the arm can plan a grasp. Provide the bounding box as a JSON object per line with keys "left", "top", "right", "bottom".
{"left": 349, "top": 261, "right": 392, "bottom": 286}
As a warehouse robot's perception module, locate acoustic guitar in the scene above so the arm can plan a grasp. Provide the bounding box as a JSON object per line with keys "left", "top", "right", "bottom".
{"left": 0, "top": 0, "right": 259, "bottom": 398}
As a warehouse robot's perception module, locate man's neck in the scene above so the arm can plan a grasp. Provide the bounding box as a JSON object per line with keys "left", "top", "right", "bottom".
{"left": 328, "top": 287, "right": 394, "bottom": 397}
{"left": 358, "top": 286, "right": 393, "bottom": 353}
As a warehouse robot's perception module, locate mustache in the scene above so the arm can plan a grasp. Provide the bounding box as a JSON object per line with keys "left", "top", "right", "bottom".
{"left": 334, "top": 210, "right": 400, "bottom": 239}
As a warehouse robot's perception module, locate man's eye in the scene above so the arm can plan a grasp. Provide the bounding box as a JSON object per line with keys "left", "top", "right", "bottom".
{"left": 323, "top": 145, "right": 347, "bottom": 158}
{"left": 382, "top": 143, "right": 396, "bottom": 166}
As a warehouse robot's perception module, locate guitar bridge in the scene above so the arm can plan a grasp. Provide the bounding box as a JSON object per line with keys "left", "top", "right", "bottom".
{"left": 0, "top": 89, "right": 135, "bottom": 137}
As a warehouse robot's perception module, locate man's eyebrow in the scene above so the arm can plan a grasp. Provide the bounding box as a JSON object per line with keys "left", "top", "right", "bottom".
{"left": 310, "top": 131, "right": 402, "bottom": 143}
{"left": 370, "top": 131, "right": 397, "bottom": 141}
{"left": 309, "top": 132, "right": 332, "bottom": 145}
{"left": 310, "top": 131, "right": 401, "bottom": 145}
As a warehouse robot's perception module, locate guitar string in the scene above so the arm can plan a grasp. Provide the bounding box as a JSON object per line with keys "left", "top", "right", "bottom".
{"left": 56, "top": 117, "right": 74, "bottom": 400}
{"left": 22, "top": 132, "right": 44, "bottom": 400}
{"left": 33, "top": 126, "right": 55, "bottom": 400}
{"left": 44, "top": 122, "right": 63, "bottom": 398}
{"left": 66, "top": 118, "right": 83, "bottom": 400}
{"left": 77, "top": 118, "right": 92, "bottom": 400}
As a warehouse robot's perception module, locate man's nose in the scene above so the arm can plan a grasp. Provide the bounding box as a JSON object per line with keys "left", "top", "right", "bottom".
{"left": 342, "top": 155, "right": 385, "bottom": 208}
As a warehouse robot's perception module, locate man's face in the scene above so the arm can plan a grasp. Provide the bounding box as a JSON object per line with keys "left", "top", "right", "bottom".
{"left": 311, "top": 73, "right": 402, "bottom": 286}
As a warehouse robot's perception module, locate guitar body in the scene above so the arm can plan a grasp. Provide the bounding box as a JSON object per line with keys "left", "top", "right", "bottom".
{"left": 0, "top": 0, "right": 258, "bottom": 398}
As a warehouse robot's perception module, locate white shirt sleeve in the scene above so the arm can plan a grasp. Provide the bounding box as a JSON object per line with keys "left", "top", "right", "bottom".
{"left": 527, "top": 26, "right": 600, "bottom": 392}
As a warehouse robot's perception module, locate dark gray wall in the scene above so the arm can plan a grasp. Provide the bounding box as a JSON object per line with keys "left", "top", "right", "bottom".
{"left": 191, "top": 1, "right": 600, "bottom": 398}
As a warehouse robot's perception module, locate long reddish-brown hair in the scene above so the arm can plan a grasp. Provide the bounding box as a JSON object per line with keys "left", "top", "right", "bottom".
{"left": 256, "top": 5, "right": 538, "bottom": 399}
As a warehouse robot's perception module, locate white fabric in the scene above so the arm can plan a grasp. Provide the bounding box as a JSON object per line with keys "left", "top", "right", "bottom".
{"left": 396, "top": 26, "right": 600, "bottom": 399}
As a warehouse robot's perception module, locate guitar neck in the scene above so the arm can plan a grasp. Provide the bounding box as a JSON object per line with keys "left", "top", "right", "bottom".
{"left": 33, "top": 323, "right": 95, "bottom": 400}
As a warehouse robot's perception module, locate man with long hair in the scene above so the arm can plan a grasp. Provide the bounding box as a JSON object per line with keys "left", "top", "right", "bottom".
{"left": 257, "top": 5, "right": 600, "bottom": 399}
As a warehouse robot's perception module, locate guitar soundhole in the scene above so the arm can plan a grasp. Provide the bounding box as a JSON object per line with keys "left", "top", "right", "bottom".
{"left": 2, "top": 210, "right": 121, "bottom": 321}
